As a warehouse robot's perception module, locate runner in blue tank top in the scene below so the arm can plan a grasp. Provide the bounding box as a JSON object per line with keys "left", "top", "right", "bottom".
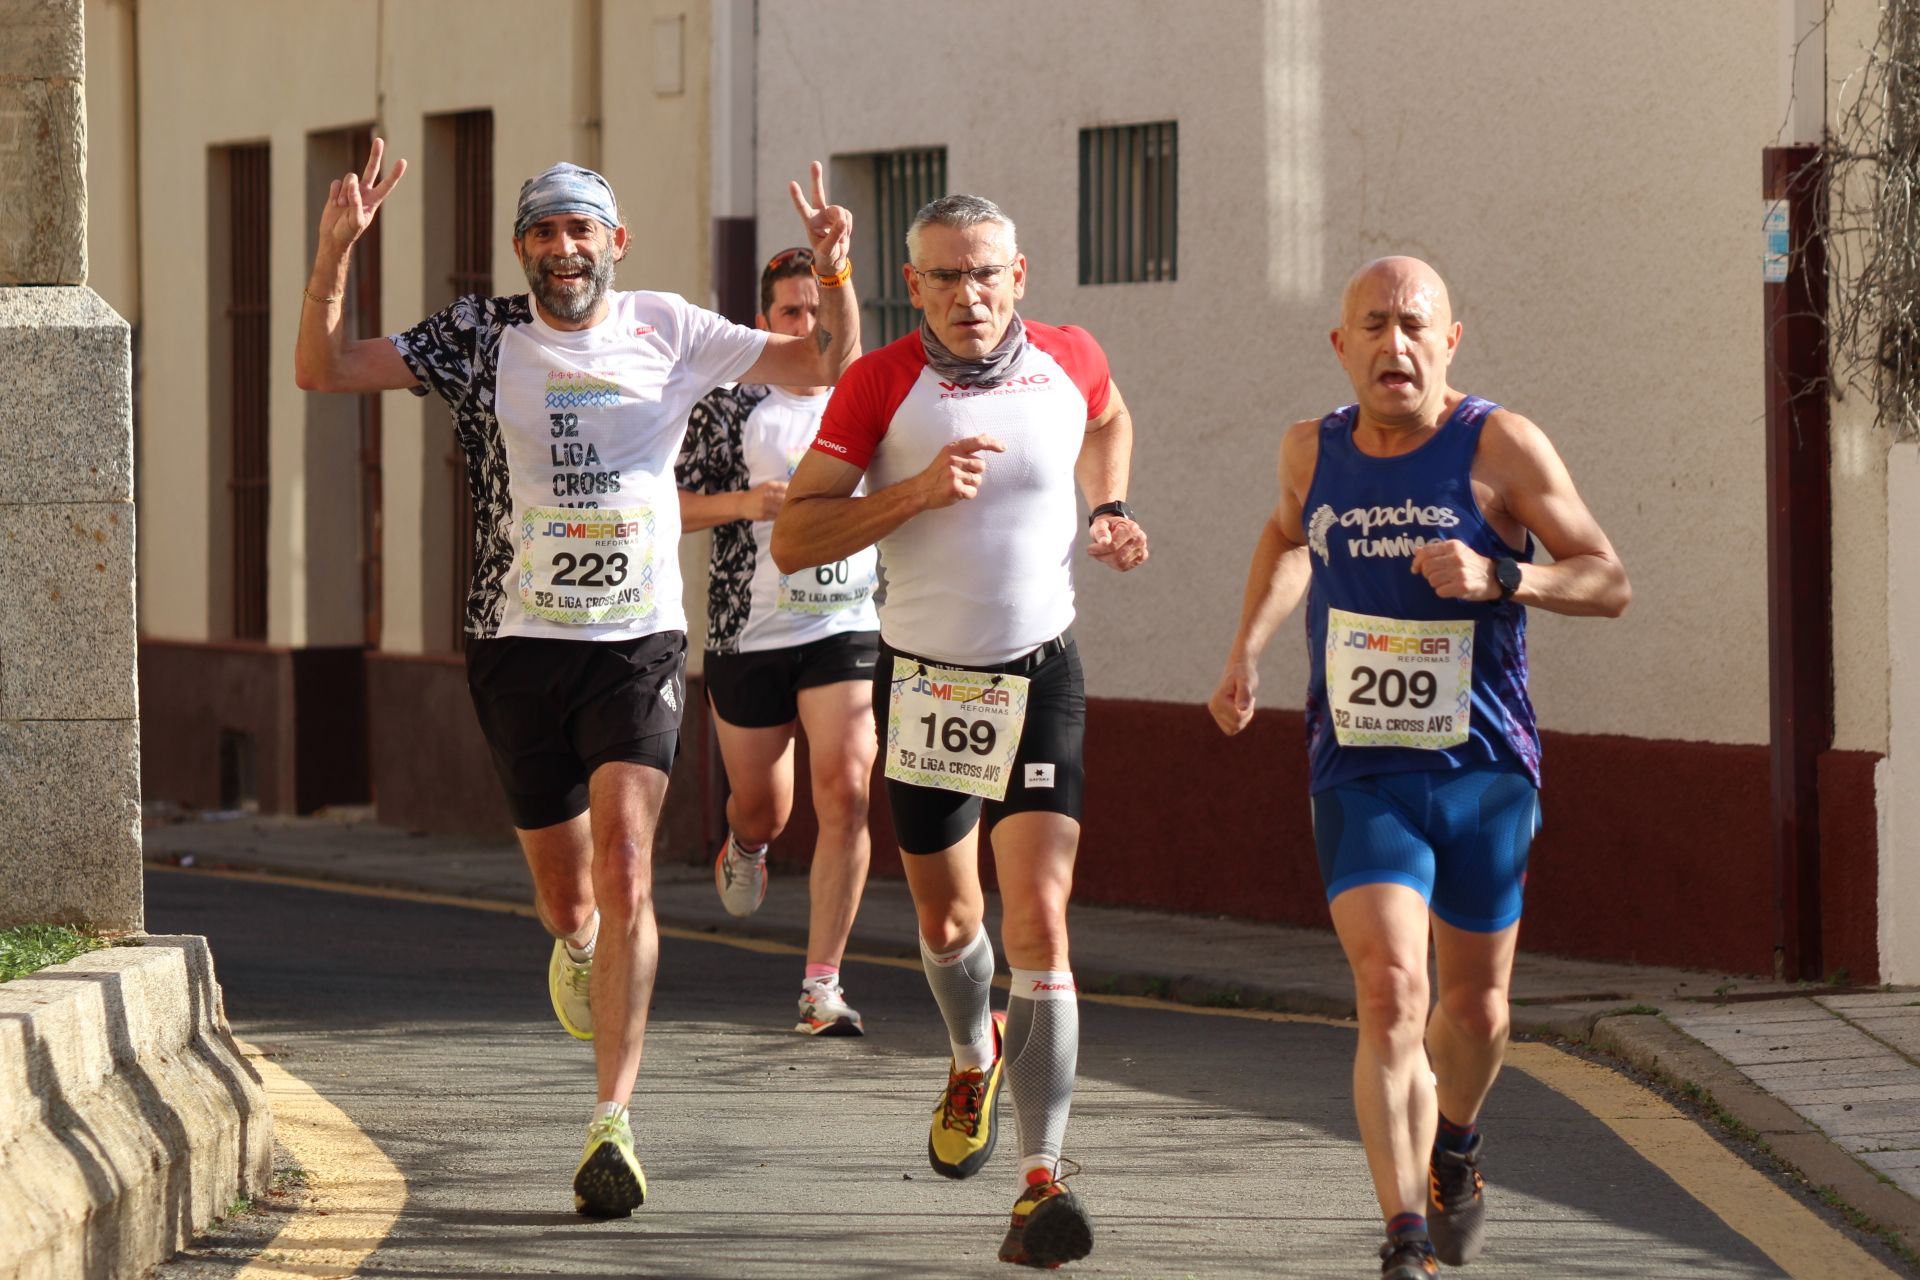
{"left": 1208, "top": 258, "right": 1630, "bottom": 1280}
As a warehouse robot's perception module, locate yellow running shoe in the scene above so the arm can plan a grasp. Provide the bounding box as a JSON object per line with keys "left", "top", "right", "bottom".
{"left": 548, "top": 938, "right": 594, "bottom": 1041}
{"left": 928, "top": 1010, "right": 1006, "bottom": 1179}
{"left": 573, "top": 1110, "right": 647, "bottom": 1217}
{"left": 997, "top": 1162, "right": 1093, "bottom": 1269}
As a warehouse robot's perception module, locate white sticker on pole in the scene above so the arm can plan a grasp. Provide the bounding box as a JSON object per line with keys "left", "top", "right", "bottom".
{"left": 1763, "top": 199, "right": 1790, "bottom": 283}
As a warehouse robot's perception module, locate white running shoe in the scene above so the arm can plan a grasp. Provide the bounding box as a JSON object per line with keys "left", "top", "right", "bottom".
{"left": 548, "top": 939, "right": 594, "bottom": 1041}
{"left": 794, "top": 981, "right": 865, "bottom": 1036}
{"left": 713, "top": 836, "right": 768, "bottom": 917}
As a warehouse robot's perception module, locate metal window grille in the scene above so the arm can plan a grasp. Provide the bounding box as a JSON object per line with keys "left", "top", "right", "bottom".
{"left": 866, "top": 148, "right": 946, "bottom": 345}
{"left": 348, "top": 125, "right": 384, "bottom": 649}
{"left": 445, "top": 111, "right": 492, "bottom": 648}
{"left": 226, "top": 142, "right": 271, "bottom": 640}
{"left": 1078, "top": 122, "right": 1178, "bottom": 285}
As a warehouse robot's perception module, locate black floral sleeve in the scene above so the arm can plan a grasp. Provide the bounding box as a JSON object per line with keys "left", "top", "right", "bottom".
{"left": 386, "top": 294, "right": 534, "bottom": 638}
{"left": 677, "top": 383, "right": 771, "bottom": 653}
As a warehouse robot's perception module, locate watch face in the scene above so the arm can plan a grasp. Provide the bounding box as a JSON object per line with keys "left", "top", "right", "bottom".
{"left": 1497, "top": 558, "right": 1523, "bottom": 594}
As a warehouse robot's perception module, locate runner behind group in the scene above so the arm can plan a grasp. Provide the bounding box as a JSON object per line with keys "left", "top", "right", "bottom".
{"left": 677, "top": 245, "right": 881, "bottom": 1037}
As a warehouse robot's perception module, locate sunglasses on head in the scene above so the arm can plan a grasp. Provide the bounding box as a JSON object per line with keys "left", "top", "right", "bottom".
{"left": 764, "top": 247, "right": 815, "bottom": 272}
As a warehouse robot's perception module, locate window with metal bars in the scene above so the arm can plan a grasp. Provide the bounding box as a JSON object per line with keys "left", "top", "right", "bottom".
{"left": 1078, "top": 122, "right": 1178, "bottom": 285}
{"left": 221, "top": 142, "right": 271, "bottom": 641}
{"left": 426, "top": 110, "right": 493, "bottom": 650}
{"left": 844, "top": 147, "right": 947, "bottom": 346}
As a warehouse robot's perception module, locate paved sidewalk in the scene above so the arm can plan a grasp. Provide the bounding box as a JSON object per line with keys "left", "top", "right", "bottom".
{"left": 145, "top": 807, "right": 1920, "bottom": 1260}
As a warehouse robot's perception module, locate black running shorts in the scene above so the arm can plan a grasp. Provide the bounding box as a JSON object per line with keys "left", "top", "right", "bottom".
{"left": 704, "top": 630, "right": 881, "bottom": 729}
{"left": 872, "top": 633, "right": 1086, "bottom": 855}
{"left": 464, "top": 630, "right": 688, "bottom": 831}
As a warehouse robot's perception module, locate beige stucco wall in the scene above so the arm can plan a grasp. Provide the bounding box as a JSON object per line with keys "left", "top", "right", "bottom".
{"left": 758, "top": 0, "right": 1890, "bottom": 752}
{"left": 121, "top": 0, "right": 711, "bottom": 652}
{"left": 82, "top": 0, "right": 138, "bottom": 321}
{"left": 1826, "top": 0, "right": 1894, "bottom": 759}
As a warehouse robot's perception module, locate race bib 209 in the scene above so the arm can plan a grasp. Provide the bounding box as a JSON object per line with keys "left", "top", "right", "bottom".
{"left": 1325, "top": 608, "right": 1473, "bottom": 750}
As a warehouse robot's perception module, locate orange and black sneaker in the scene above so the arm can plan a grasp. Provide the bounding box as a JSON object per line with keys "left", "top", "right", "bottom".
{"left": 927, "top": 1010, "right": 1006, "bottom": 1179}
{"left": 997, "top": 1162, "right": 1093, "bottom": 1269}
{"left": 1379, "top": 1235, "right": 1439, "bottom": 1279}
{"left": 1427, "top": 1136, "right": 1488, "bottom": 1265}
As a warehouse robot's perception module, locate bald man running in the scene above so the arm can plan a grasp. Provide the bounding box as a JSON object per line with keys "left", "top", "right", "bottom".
{"left": 1208, "top": 258, "right": 1629, "bottom": 1279}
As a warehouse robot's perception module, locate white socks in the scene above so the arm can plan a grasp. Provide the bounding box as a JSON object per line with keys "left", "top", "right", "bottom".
{"left": 563, "top": 911, "right": 600, "bottom": 963}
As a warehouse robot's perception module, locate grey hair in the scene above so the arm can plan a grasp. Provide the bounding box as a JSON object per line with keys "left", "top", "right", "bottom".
{"left": 906, "top": 193, "right": 1017, "bottom": 261}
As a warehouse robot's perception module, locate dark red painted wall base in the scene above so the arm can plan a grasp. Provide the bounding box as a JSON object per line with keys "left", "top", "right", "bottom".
{"left": 768, "top": 700, "right": 1882, "bottom": 982}
{"left": 139, "top": 638, "right": 369, "bottom": 815}
{"left": 143, "top": 638, "right": 1880, "bottom": 980}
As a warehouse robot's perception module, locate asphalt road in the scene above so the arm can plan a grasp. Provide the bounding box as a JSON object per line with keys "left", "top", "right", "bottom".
{"left": 145, "top": 869, "right": 1876, "bottom": 1279}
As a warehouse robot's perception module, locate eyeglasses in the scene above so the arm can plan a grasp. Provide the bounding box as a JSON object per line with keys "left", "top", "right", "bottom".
{"left": 911, "top": 263, "right": 1015, "bottom": 291}
{"left": 764, "top": 246, "right": 814, "bottom": 272}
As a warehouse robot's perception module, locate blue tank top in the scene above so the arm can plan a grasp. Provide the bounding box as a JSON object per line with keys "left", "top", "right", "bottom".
{"left": 1302, "top": 396, "right": 1540, "bottom": 794}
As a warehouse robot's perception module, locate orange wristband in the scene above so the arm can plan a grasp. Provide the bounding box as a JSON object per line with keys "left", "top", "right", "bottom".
{"left": 812, "top": 258, "right": 852, "bottom": 289}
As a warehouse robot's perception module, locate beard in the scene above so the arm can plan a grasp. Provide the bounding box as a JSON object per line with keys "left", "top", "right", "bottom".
{"left": 523, "top": 249, "right": 615, "bottom": 322}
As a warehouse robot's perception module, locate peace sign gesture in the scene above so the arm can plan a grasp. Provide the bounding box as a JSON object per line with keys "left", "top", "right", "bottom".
{"left": 319, "top": 137, "right": 408, "bottom": 254}
{"left": 788, "top": 160, "right": 852, "bottom": 271}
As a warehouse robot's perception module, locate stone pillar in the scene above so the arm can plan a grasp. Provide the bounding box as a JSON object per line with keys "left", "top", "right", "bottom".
{"left": 0, "top": 0, "right": 142, "bottom": 931}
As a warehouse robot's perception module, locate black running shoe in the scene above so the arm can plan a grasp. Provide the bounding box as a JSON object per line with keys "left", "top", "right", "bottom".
{"left": 1427, "top": 1135, "right": 1487, "bottom": 1265}
{"left": 998, "top": 1163, "right": 1093, "bottom": 1269}
{"left": 1380, "top": 1236, "right": 1439, "bottom": 1279}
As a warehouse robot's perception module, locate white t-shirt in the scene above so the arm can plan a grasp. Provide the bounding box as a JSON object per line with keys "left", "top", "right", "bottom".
{"left": 810, "top": 323, "right": 1111, "bottom": 666}
{"left": 738, "top": 388, "right": 881, "bottom": 651}
{"left": 392, "top": 290, "right": 767, "bottom": 641}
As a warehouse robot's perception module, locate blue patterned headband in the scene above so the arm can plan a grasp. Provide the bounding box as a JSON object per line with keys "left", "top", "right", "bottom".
{"left": 514, "top": 163, "right": 620, "bottom": 237}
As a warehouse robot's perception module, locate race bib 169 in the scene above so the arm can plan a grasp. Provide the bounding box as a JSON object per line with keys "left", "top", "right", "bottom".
{"left": 884, "top": 658, "right": 1030, "bottom": 801}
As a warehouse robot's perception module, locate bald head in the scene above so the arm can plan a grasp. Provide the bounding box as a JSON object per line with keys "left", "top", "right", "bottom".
{"left": 1339, "top": 256, "right": 1453, "bottom": 330}
{"left": 1330, "top": 256, "right": 1462, "bottom": 428}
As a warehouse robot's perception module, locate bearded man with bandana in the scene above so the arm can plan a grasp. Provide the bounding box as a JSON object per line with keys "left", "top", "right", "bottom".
{"left": 772, "top": 193, "right": 1148, "bottom": 1270}
{"left": 293, "top": 140, "right": 859, "bottom": 1217}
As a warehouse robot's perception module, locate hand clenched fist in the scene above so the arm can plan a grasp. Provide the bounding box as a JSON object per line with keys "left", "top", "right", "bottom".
{"left": 741, "top": 479, "right": 788, "bottom": 522}
{"left": 1088, "top": 515, "right": 1149, "bottom": 572}
{"left": 1410, "top": 539, "right": 1499, "bottom": 601}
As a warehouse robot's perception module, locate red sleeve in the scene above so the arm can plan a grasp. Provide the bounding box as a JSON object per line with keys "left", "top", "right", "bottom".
{"left": 1024, "top": 322, "right": 1111, "bottom": 419}
{"left": 812, "top": 335, "right": 926, "bottom": 470}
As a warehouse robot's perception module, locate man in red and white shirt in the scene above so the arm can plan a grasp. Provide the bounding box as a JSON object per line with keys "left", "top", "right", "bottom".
{"left": 772, "top": 193, "right": 1148, "bottom": 1270}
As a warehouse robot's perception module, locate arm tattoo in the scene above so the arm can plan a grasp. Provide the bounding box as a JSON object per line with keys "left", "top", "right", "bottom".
{"left": 815, "top": 325, "right": 832, "bottom": 355}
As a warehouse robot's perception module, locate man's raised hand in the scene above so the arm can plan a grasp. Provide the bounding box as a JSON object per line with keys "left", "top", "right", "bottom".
{"left": 788, "top": 161, "right": 852, "bottom": 268}
{"left": 319, "top": 137, "right": 407, "bottom": 254}
{"left": 918, "top": 435, "right": 1006, "bottom": 510}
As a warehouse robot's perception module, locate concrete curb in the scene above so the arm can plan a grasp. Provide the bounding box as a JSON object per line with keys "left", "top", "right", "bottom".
{"left": 0, "top": 935, "right": 274, "bottom": 1280}
{"left": 1587, "top": 1013, "right": 1920, "bottom": 1257}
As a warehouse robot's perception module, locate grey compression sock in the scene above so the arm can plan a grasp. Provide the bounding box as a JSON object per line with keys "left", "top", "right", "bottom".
{"left": 1005, "top": 969, "right": 1079, "bottom": 1176}
{"left": 919, "top": 927, "right": 996, "bottom": 1069}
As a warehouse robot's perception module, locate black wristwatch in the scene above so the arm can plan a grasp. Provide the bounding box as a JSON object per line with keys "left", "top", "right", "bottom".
{"left": 1088, "top": 500, "right": 1136, "bottom": 528}
{"left": 1493, "top": 556, "right": 1523, "bottom": 602}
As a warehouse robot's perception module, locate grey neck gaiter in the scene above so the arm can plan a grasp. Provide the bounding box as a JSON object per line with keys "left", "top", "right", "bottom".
{"left": 920, "top": 313, "right": 1027, "bottom": 389}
